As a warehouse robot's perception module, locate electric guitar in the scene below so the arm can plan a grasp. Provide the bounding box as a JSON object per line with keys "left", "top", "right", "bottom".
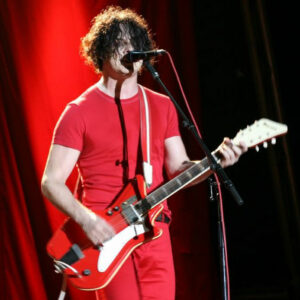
{"left": 47, "top": 118, "right": 287, "bottom": 291}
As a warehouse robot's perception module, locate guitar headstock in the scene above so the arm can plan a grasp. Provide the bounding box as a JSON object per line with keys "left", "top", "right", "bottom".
{"left": 232, "top": 118, "right": 288, "bottom": 150}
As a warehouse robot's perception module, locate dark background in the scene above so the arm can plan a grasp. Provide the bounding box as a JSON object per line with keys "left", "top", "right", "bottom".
{"left": 0, "top": 0, "right": 299, "bottom": 299}
{"left": 189, "top": 1, "right": 299, "bottom": 299}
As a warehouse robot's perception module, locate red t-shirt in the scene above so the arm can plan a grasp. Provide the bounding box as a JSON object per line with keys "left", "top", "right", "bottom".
{"left": 53, "top": 82, "right": 180, "bottom": 215}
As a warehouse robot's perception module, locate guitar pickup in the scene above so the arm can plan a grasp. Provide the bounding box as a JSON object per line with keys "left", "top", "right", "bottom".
{"left": 121, "top": 204, "right": 143, "bottom": 224}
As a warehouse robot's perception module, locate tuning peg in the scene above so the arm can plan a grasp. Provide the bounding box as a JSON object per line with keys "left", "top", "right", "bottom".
{"left": 255, "top": 145, "right": 259, "bottom": 152}
{"left": 263, "top": 142, "right": 268, "bottom": 148}
{"left": 271, "top": 138, "right": 276, "bottom": 145}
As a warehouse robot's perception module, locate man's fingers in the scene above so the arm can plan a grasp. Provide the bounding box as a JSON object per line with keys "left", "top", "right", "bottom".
{"left": 220, "top": 144, "right": 235, "bottom": 161}
{"left": 239, "top": 141, "right": 248, "bottom": 152}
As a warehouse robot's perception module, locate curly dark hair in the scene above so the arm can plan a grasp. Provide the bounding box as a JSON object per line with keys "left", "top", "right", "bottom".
{"left": 80, "top": 6, "right": 156, "bottom": 73}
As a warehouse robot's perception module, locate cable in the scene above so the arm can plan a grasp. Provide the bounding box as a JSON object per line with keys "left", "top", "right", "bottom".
{"left": 165, "top": 51, "right": 231, "bottom": 299}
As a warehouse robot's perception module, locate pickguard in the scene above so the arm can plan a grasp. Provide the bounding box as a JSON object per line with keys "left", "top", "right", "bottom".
{"left": 97, "top": 223, "right": 149, "bottom": 272}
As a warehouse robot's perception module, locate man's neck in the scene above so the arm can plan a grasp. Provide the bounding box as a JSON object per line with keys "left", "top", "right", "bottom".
{"left": 98, "top": 74, "right": 139, "bottom": 99}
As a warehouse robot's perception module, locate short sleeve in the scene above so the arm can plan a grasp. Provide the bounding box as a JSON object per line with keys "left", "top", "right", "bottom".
{"left": 52, "top": 103, "right": 85, "bottom": 151}
{"left": 165, "top": 100, "right": 180, "bottom": 138}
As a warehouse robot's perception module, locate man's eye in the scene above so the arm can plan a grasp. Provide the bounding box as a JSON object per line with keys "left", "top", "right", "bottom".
{"left": 120, "top": 40, "right": 130, "bottom": 47}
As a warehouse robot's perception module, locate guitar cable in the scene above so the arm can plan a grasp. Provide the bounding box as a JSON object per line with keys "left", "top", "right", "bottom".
{"left": 53, "top": 259, "right": 80, "bottom": 276}
{"left": 53, "top": 260, "right": 80, "bottom": 300}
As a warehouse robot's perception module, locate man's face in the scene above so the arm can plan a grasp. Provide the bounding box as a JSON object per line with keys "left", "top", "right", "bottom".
{"left": 104, "top": 27, "right": 143, "bottom": 77}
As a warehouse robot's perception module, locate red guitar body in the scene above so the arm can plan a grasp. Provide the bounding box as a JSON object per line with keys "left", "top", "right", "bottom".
{"left": 47, "top": 175, "right": 163, "bottom": 291}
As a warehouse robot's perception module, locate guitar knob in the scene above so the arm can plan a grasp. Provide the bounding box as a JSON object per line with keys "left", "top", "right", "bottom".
{"left": 113, "top": 206, "right": 120, "bottom": 211}
{"left": 82, "top": 269, "right": 91, "bottom": 276}
{"left": 107, "top": 210, "right": 113, "bottom": 216}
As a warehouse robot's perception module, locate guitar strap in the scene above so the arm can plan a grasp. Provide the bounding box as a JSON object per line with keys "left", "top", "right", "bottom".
{"left": 73, "top": 85, "right": 153, "bottom": 200}
{"left": 138, "top": 85, "right": 153, "bottom": 188}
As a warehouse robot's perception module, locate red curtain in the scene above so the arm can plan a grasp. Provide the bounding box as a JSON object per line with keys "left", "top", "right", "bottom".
{"left": 0, "top": 0, "right": 217, "bottom": 299}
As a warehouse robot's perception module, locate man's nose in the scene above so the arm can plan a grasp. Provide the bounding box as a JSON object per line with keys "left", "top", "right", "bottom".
{"left": 123, "top": 41, "right": 134, "bottom": 52}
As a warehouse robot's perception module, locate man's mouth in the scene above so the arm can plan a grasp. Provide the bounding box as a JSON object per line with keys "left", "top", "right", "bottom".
{"left": 120, "top": 58, "right": 134, "bottom": 72}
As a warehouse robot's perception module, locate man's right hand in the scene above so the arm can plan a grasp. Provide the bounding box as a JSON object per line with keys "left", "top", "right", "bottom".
{"left": 41, "top": 144, "right": 116, "bottom": 245}
{"left": 81, "top": 212, "right": 116, "bottom": 245}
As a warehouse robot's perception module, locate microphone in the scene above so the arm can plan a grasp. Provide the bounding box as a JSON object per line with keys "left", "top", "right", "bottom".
{"left": 122, "top": 49, "right": 166, "bottom": 63}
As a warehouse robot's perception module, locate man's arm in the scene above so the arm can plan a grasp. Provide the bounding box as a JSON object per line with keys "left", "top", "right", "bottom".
{"left": 41, "top": 144, "right": 115, "bottom": 245}
{"left": 164, "top": 136, "right": 191, "bottom": 179}
{"left": 164, "top": 136, "right": 247, "bottom": 184}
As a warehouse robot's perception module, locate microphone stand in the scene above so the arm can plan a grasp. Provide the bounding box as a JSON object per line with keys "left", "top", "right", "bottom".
{"left": 144, "top": 60, "right": 244, "bottom": 300}
{"left": 209, "top": 177, "right": 228, "bottom": 300}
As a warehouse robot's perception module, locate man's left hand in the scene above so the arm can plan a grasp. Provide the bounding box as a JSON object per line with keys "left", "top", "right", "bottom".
{"left": 217, "top": 137, "right": 248, "bottom": 168}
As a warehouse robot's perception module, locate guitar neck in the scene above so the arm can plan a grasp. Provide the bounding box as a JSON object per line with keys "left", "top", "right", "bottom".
{"left": 135, "top": 151, "right": 222, "bottom": 215}
{"left": 133, "top": 118, "right": 288, "bottom": 216}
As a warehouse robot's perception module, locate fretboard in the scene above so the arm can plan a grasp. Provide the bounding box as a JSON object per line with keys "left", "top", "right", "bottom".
{"left": 135, "top": 151, "right": 222, "bottom": 215}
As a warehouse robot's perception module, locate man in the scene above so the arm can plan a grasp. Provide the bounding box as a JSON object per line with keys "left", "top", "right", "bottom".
{"left": 41, "top": 6, "right": 247, "bottom": 300}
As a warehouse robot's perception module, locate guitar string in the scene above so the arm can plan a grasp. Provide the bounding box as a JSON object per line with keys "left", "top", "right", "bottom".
{"left": 99, "top": 128, "right": 280, "bottom": 234}
{"left": 104, "top": 178, "right": 189, "bottom": 229}
{"left": 93, "top": 126, "right": 280, "bottom": 232}
{"left": 102, "top": 162, "right": 210, "bottom": 230}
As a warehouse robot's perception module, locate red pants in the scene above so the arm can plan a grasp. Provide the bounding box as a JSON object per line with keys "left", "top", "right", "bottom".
{"left": 96, "top": 222, "right": 175, "bottom": 300}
